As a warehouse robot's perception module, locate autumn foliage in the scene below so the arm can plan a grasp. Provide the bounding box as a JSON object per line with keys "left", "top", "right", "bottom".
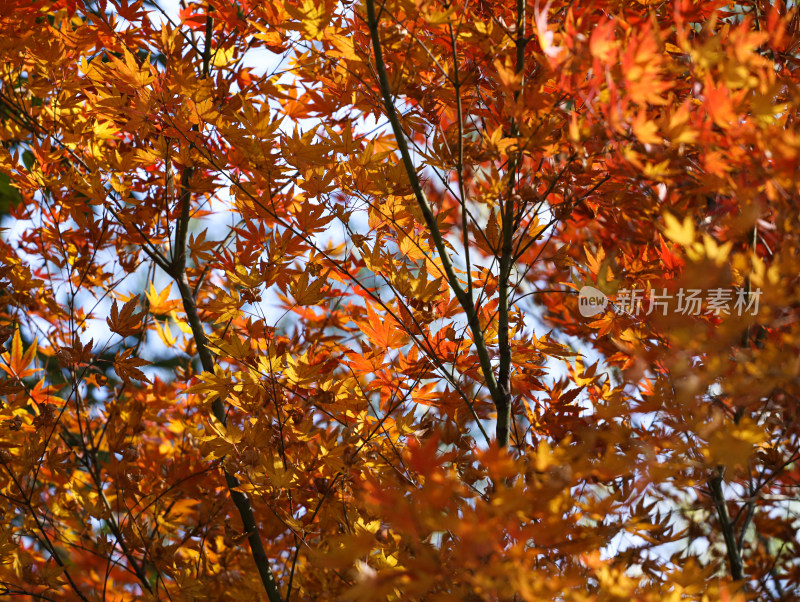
{"left": 1, "top": 0, "right": 799, "bottom": 599}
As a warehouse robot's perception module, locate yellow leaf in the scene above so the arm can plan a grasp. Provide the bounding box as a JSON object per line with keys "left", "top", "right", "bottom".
{"left": 146, "top": 282, "right": 180, "bottom": 315}
{"left": 534, "top": 440, "right": 554, "bottom": 471}
{"left": 705, "top": 418, "right": 765, "bottom": 470}
{"left": 267, "top": 458, "right": 294, "bottom": 488}
{"left": 0, "top": 329, "right": 38, "bottom": 378}
{"left": 208, "top": 416, "right": 242, "bottom": 445}
{"left": 493, "top": 57, "right": 522, "bottom": 91}
{"left": 168, "top": 310, "right": 193, "bottom": 334}
{"left": 700, "top": 234, "right": 733, "bottom": 265}
{"left": 154, "top": 319, "right": 177, "bottom": 347}
{"left": 398, "top": 232, "right": 426, "bottom": 261}
{"left": 426, "top": 4, "right": 455, "bottom": 24}
{"left": 93, "top": 120, "right": 119, "bottom": 140}
{"left": 285, "top": 0, "right": 330, "bottom": 40}
{"left": 185, "top": 365, "right": 233, "bottom": 405}
{"left": 210, "top": 46, "right": 235, "bottom": 67}
{"left": 632, "top": 112, "right": 661, "bottom": 145}
{"left": 662, "top": 212, "right": 695, "bottom": 247}
{"left": 329, "top": 33, "right": 358, "bottom": 61}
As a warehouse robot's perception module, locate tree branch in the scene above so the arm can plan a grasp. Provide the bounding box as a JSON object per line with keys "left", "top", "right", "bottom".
{"left": 163, "top": 5, "right": 283, "bottom": 599}
{"left": 365, "top": 0, "right": 508, "bottom": 443}
{"left": 174, "top": 274, "right": 283, "bottom": 602}
{"left": 708, "top": 469, "right": 746, "bottom": 583}
{"left": 496, "top": 0, "right": 527, "bottom": 447}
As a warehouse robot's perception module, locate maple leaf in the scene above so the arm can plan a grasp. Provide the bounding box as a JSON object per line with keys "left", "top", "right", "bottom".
{"left": 485, "top": 209, "right": 501, "bottom": 254}
{"left": 658, "top": 238, "right": 684, "bottom": 272}
{"left": 662, "top": 212, "right": 696, "bottom": 247}
{"left": 590, "top": 19, "right": 617, "bottom": 63}
{"left": 704, "top": 74, "right": 737, "bottom": 129}
{"left": 206, "top": 416, "right": 243, "bottom": 446}
{"left": 290, "top": 271, "right": 328, "bottom": 306}
{"left": 584, "top": 245, "right": 609, "bottom": 284}
{"left": 179, "top": 5, "right": 207, "bottom": 30}
{"left": 114, "top": 347, "right": 150, "bottom": 384}
{"left": 0, "top": 329, "right": 38, "bottom": 379}
{"left": 284, "top": 0, "right": 331, "bottom": 40}
{"left": 631, "top": 112, "right": 661, "bottom": 145}
{"left": 107, "top": 297, "right": 144, "bottom": 337}
{"left": 359, "top": 303, "right": 408, "bottom": 352}
{"left": 153, "top": 318, "right": 177, "bottom": 347}
{"left": 185, "top": 365, "right": 234, "bottom": 405}
{"left": 145, "top": 282, "right": 181, "bottom": 315}
{"left": 30, "top": 378, "right": 61, "bottom": 405}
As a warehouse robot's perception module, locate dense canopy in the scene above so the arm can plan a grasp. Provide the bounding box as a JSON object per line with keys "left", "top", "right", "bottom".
{"left": 1, "top": 0, "right": 799, "bottom": 599}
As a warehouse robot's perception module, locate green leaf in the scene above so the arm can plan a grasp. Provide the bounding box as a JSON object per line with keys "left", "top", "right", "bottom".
{"left": 22, "top": 150, "right": 34, "bottom": 171}
{"left": 0, "top": 172, "right": 22, "bottom": 216}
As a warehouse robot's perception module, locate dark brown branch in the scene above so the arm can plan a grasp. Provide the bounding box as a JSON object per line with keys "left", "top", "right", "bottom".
{"left": 174, "top": 274, "right": 283, "bottom": 602}
{"left": 708, "top": 470, "right": 746, "bottom": 583}
{"left": 365, "top": 0, "right": 508, "bottom": 443}
{"left": 163, "top": 5, "right": 283, "bottom": 599}
{"left": 496, "top": 0, "right": 527, "bottom": 447}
